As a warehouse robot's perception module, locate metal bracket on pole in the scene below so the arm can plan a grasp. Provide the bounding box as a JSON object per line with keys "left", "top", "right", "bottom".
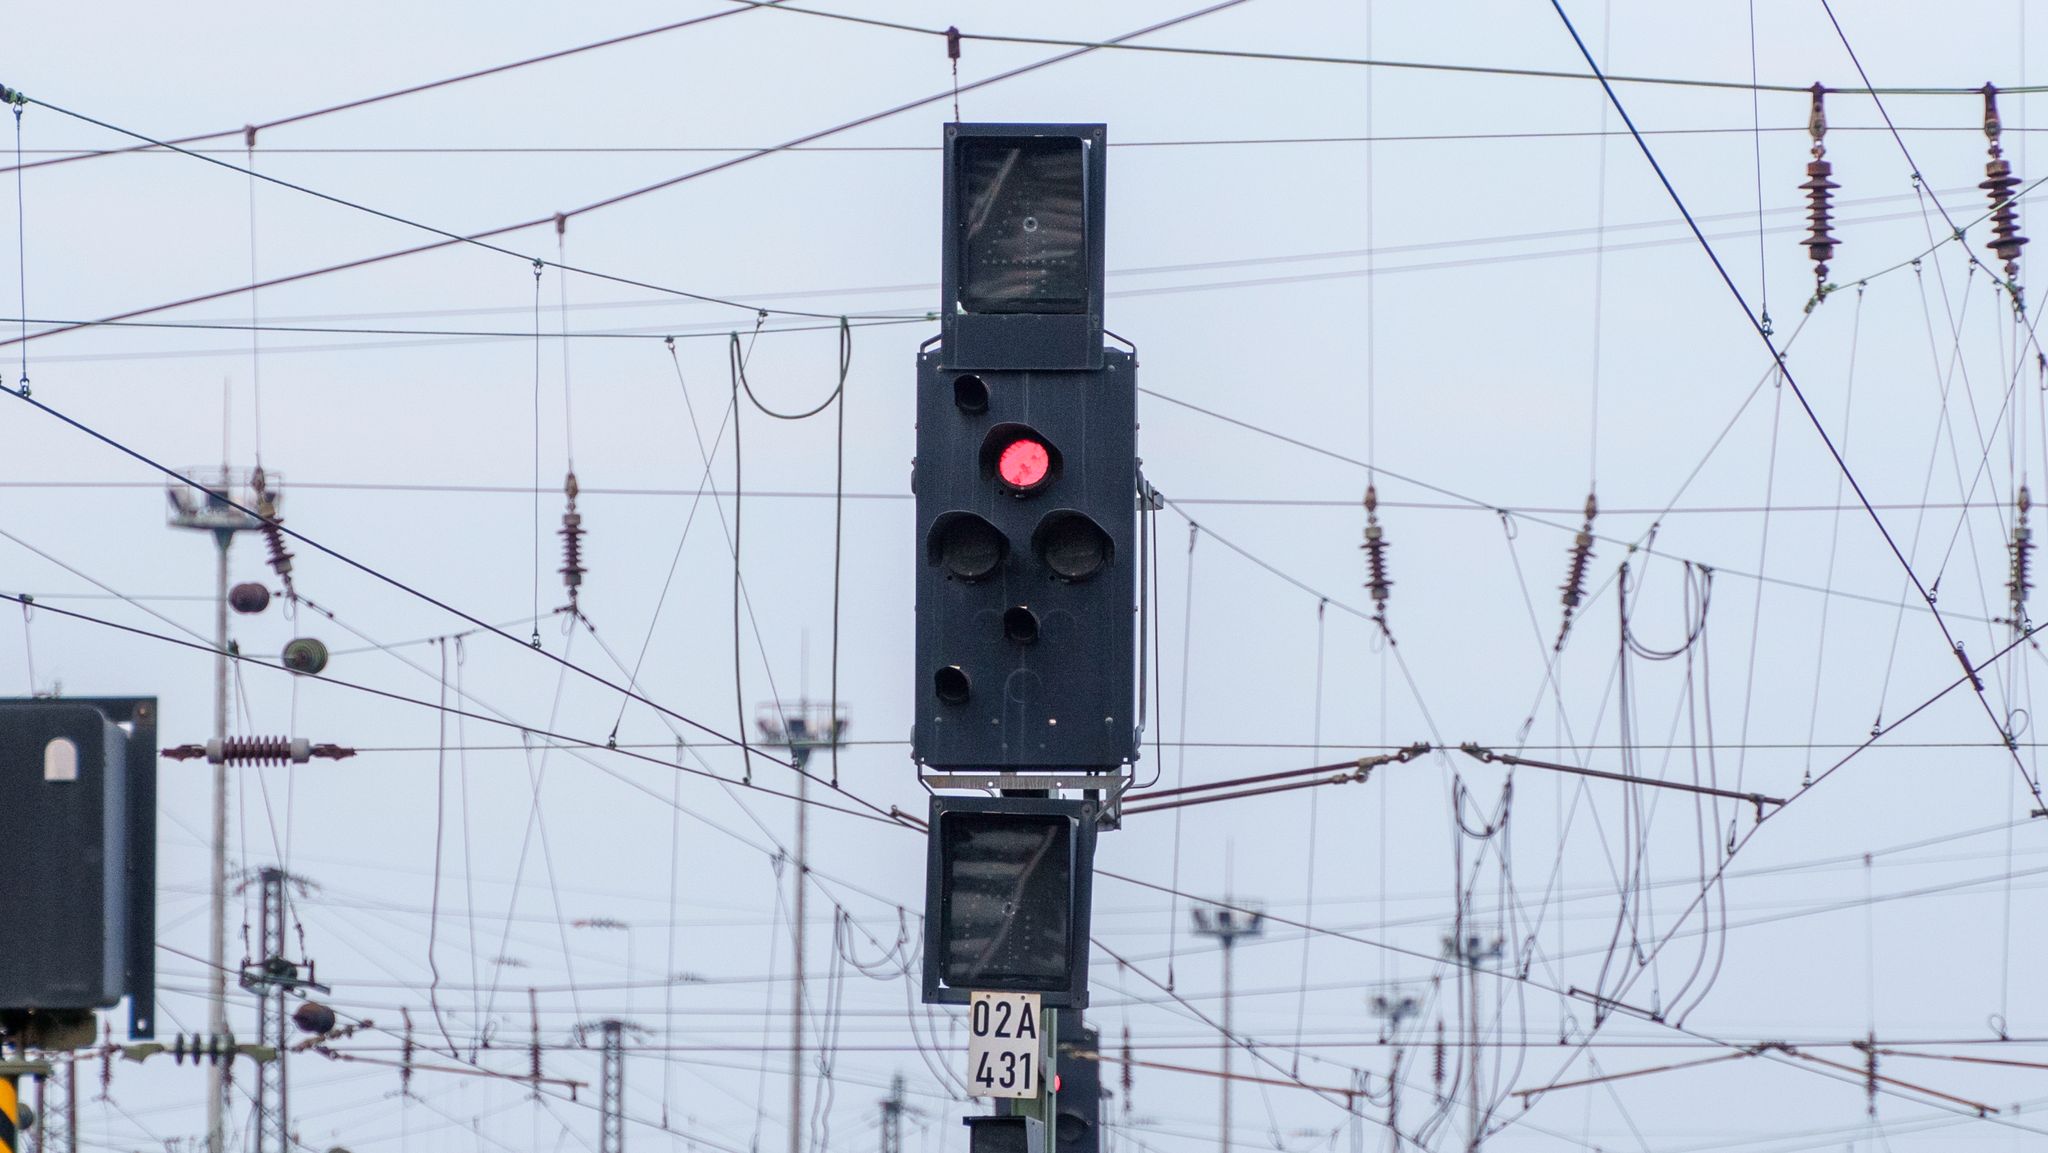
{"left": 921, "top": 773, "right": 1128, "bottom": 826}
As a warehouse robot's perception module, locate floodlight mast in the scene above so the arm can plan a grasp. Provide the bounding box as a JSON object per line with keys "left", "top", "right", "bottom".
{"left": 756, "top": 700, "right": 848, "bottom": 1153}
{"left": 1192, "top": 902, "right": 1265, "bottom": 1153}
{"left": 167, "top": 466, "right": 271, "bottom": 1153}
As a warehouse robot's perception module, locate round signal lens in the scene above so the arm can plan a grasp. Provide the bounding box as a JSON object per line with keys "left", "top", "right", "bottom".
{"left": 934, "top": 665, "right": 971, "bottom": 705}
{"left": 1034, "top": 511, "right": 1112, "bottom": 581}
{"left": 997, "top": 437, "right": 1052, "bottom": 492}
{"left": 931, "top": 514, "right": 1006, "bottom": 581}
{"left": 1003, "top": 605, "right": 1040, "bottom": 645}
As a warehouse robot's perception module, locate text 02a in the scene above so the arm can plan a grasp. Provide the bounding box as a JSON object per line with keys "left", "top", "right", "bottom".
{"left": 966, "top": 991, "right": 1043, "bottom": 1099}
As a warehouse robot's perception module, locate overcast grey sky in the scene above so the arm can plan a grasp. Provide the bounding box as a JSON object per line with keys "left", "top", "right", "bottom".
{"left": 8, "top": 2, "right": 2048, "bottom": 1150}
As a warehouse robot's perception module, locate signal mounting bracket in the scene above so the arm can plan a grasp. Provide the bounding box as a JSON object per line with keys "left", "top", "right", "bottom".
{"left": 920, "top": 772, "right": 1127, "bottom": 828}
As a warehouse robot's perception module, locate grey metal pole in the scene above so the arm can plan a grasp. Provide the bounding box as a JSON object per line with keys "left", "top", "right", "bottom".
{"left": 1192, "top": 904, "right": 1260, "bottom": 1153}
{"left": 206, "top": 529, "right": 230, "bottom": 1153}
{"left": 1220, "top": 937, "right": 1233, "bottom": 1153}
{"left": 789, "top": 747, "right": 809, "bottom": 1153}
{"left": 1466, "top": 956, "right": 1478, "bottom": 1153}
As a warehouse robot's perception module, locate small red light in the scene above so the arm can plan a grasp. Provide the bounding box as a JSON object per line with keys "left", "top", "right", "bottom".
{"left": 1053, "top": 1073, "right": 1064, "bottom": 1093}
{"left": 998, "top": 438, "right": 1052, "bottom": 490}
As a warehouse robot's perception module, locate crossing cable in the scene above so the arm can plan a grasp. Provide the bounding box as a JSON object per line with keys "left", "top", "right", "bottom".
{"left": 0, "top": 6, "right": 786, "bottom": 178}
{"left": 1, "top": 92, "right": 866, "bottom": 328}
{"left": 0, "top": 189, "right": 2000, "bottom": 364}
{"left": 0, "top": 313, "right": 924, "bottom": 344}
{"left": 31, "top": 125, "right": 2048, "bottom": 158}
{"left": 0, "top": 0, "right": 1254, "bottom": 353}
{"left": 1086, "top": 936, "right": 1411, "bottom": 1137}
{"left": 2, "top": 172, "right": 2026, "bottom": 363}
{"left": 0, "top": 383, "right": 811, "bottom": 767}
{"left": 606, "top": 343, "right": 738, "bottom": 746}
{"left": 0, "top": 590, "right": 910, "bottom": 829}
{"left": 0, "top": 176, "right": 1992, "bottom": 330}
{"left": 1544, "top": 0, "right": 2047, "bottom": 809}
{"left": 725, "top": 1, "right": 2048, "bottom": 97}
{"left": 1496, "top": 626, "right": 2042, "bottom": 1125}
{"left": 0, "top": 525, "right": 921, "bottom": 930}
{"left": 1093, "top": 873, "right": 2048, "bottom": 1132}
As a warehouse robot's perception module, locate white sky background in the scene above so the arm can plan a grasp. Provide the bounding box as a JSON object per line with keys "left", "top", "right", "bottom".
{"left": 6, "top": 1, "right": 2048, "bottom": 1150}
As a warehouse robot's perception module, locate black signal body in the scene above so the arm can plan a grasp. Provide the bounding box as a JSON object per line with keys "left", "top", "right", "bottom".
{"left": 0, "top": 697, "right": 158, "bottom": 1042}
{"left": 1054, "top": 1013, "right": 1104, "bottom": 1153}
{"left": 913, "top": 348, "right": 1138, "bottom": 770}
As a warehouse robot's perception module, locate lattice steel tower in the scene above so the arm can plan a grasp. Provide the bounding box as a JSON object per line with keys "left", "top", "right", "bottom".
{"left": 599, "top": 1019, "right": 625, "bottom": 1153}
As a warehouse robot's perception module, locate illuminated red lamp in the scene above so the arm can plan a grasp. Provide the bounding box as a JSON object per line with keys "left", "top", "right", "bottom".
{"left": 997, "top": 436, "right": 1053, "bottom": 492}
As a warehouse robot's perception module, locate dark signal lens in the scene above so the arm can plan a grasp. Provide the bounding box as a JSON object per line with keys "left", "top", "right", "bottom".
{"left": 934, "top": 665, "right": 972, "bottom": 705}
{"left": 929, "top": 513, "right": 1007, "bottom": 581}
{"left": 1003, "top": 605, "right": 1040, "bottom": 644}
{"left": 953, "top": 374, "right": 989, "bottom": 413}
{"left": 997, "top": 437, "right": 1052, "bottom": 492}
{"left": 1033, "top": 511, "right": 1112, "bottom": 580}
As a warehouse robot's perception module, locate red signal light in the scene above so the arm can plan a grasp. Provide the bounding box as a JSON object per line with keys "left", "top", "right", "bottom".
{"left": 997, "top": 437, "right": 1052, "bottom": 492}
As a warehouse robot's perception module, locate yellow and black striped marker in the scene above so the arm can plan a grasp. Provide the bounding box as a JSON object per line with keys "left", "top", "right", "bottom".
{"left": 0, "top": 1074, "right": 18, "bottom": 1153}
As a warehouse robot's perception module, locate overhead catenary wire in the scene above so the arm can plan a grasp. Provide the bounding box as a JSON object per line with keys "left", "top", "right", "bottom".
{"left": 16, "top": 13, "right": 2048, "bottom": 1146}
{"left": 0, "top": 4, "right": 791, "bottom": 178}
{"left": 0, "top": 591, "right": 904, "bottom": 828}
{"left": 722, "top": 0, "right": 2048, "bottom": 97}
{"left": 1544, "top": 0, "right": 2048, "bottom": 811}
{"left": 0, "top": 0, "right": 1258, "bottom": 354}
{"left": 1094, "top": 868, "right": 2048, "bottom": 1134}
{"left": 29, "top": 122, "right": 2048, "bottom": 161}
{"left": 6, "top": 179, "right": 2033, "bottom": 367}
{"left": 0, "top": 92, "right": 873, "bottom": 329}
{"left": 0, "top": 383, "right": 892, "bottom": 785}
